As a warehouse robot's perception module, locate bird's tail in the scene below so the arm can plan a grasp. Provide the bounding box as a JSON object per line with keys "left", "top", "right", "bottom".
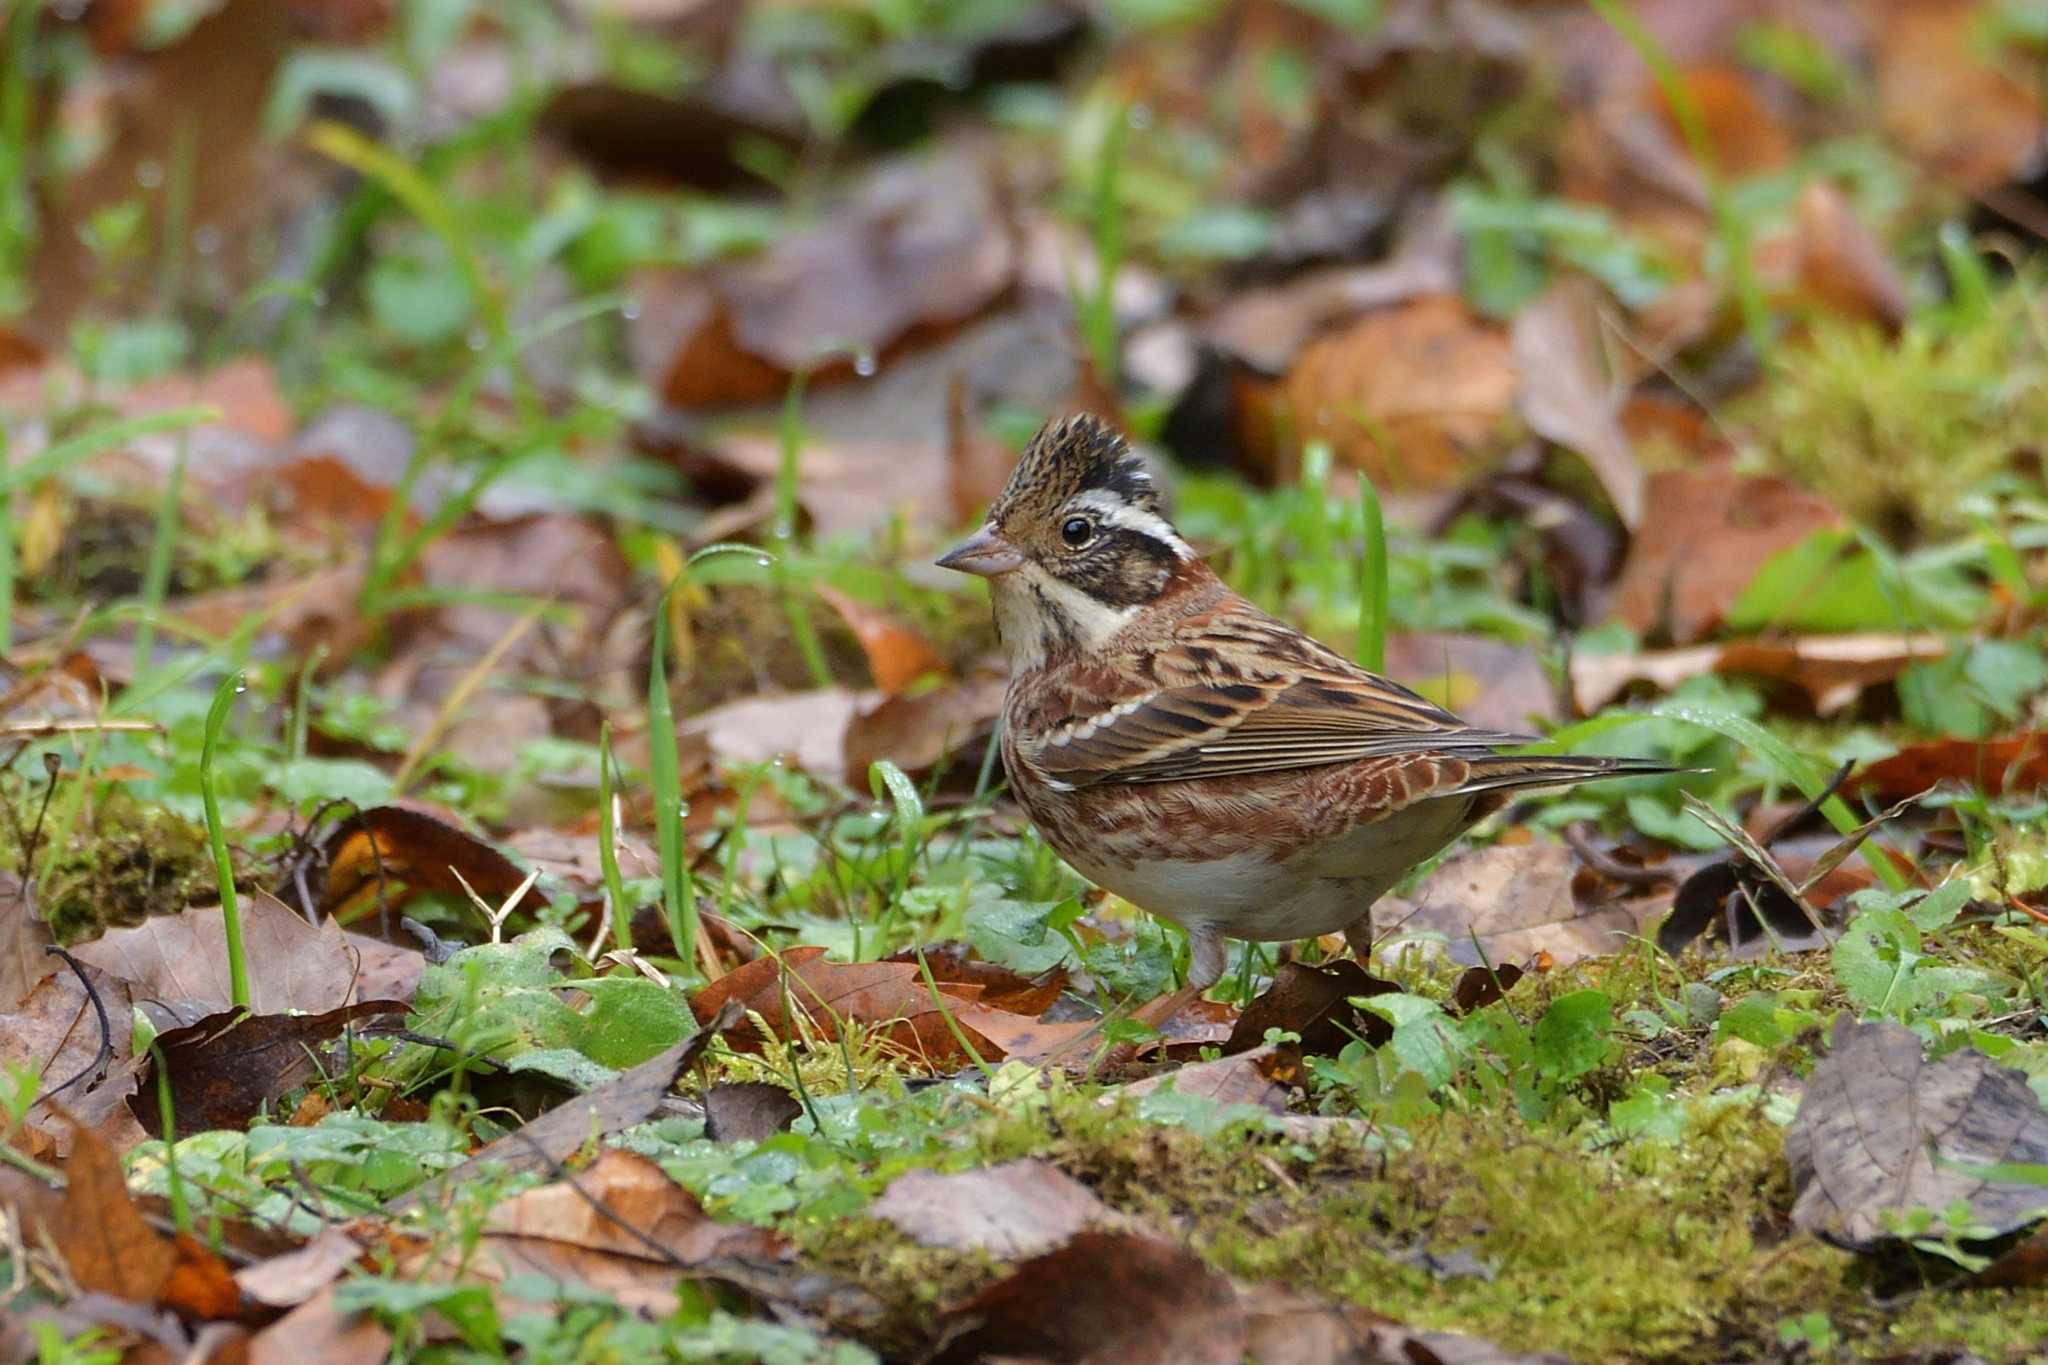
{"left": 1451, "top": 752, "right": 1686, "bottom": 798}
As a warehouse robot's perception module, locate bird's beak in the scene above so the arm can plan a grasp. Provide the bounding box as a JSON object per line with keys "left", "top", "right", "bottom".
{"left": 936, "top": 525, "right": 1025, "bottom": 578}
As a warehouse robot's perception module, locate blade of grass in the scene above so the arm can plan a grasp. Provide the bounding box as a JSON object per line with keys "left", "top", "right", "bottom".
{"left": 1358, "top": 471, "right": 1388, "bottom": 673}
{"left": 774, "top": 373, "right": 832, "bottom": 688}
{"left": 200, "top": 672, "right": 251, "bottom": 1012}
{"left": 1587, "top": 0, "right": 1771, "bottom": 363}
{"left": 132, "top": 432, "right": 188, "bottom": 678}
{"left": 0, "top": 425, "right": 11, "bottom": 657}
{"left": 0, "top": 405, "right": 221, "bottom": 495}
{"left": 597, "top": 719, "right": 632, "bottom": 958}
{"left": 649, "top": 574, "right": 701, "bottom": 981}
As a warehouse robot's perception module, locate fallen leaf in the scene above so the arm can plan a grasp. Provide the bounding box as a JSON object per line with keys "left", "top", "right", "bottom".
{"left": 1873, "top": 0, "right": 2044, "bottom": 193}
{"left": 871, "top": 1160, "right": 1126, "bottom": 1258}
{"left": 133, "top": 1001, "right": 411, "bottom": 1136}
{"left": 1, "top": 869, "right": 55, "bottom": 1008}
{"left": 702, "top": 1081, "right": 802, "bottom": 1143}
{"left": 1604, "top": 465, "right": 1843, "bottom": 646}
{"left": 1569, "top": 633, "right": 1950, "bottom": 716}
{"left": 3, "top": 1109, "right": 175, "bottom": 1303}
{"left": 1396, "top": 841, "right": 1648, "bottom": 968}
{"left": 1269, "top": 294, "right": 1518, "bottom": 491}
{"left": 1857, "top": 734, "right": 2048, "bottom": 802}
{"left": 1238, "top": 1280, "right": 1570, "bottom": 1365}
{"left": 881, "top": 941, "right": 1069, "bottom": 1016}
{"left": 1382, "top": 632, "right": 1559, "bottom": 736}
{"left": 245, "top": 1284, "right": 392, "bottom": 1365}
{"left": 1450, "top": 963, "right": 1527, "bottom": 1015}
{"left": 3, "top": 960, "right": 144, "bottom": 1150}
{"left": 1223, "top": 960, "right": 1396, "bottom": 1058}
{"left": 843, "top": 665, "right": 1007, "bottom": 781}
{"left": 631, "top": 151, "right": 1014, "bottom": 409}
{"left": 317, "top": 805, "right": 539, "bottom": 922}
{"left": 235, "top": 1226, "right": 370, "bottom": 1310}
{"left": 1118, "top": 1045, "right": 1295, "bottom": 1114}
{"left": 1786, "top": 1018, "right": 2048, "bottom": 1252}
{"left": 393, "top": 1001, "right": 739, "bottom": 1213}
{"left": 690, "top": 945, "right": 1003, "bottom": 1068}
{"left": 931, "top": 1231, "right": 1248, "bottom": 1365}
{"left": 1784, "top": 180, "right": 1909, "bottom": 332}
{"left": 1510, "top": 277, "right": 1644, "bottom": 529}
{"left": 817, "top": 585, "right": 946, "bottom": 694}
{"left": 71, "top": 892, "right": 366, "bottom": 1016}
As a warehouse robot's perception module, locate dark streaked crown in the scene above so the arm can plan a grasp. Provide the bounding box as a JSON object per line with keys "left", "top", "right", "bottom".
{"left": 988, "top": 413, "right": 1161, "bottom": 524}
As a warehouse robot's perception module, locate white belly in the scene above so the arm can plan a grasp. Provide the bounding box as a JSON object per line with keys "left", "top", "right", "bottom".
{"left": 1069, "top": 798, "right": 1473, "bottom": 943}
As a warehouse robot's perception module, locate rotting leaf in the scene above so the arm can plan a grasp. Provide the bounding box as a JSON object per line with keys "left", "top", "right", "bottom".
{"left": 316, "top": 804, "right": 539, "bottom": 923}
{"left": 1857, "top": 733, "right": 2048, "bottom": 802}
{"left": 881, "top": 941, "right": 1069, "bottom": 1016}
{"left": 3, "top": 1108, "right": 175, "bottom": 1303}
{"left": 871, "top": 1159, "right": 1126, "bottom": 1258}
{"left": 630, "top": 151, "right": 1014, "bottom": 409}
{"left": 1397, "top": 841, "right": 1649, "bottom": 969}
{"left": 4, "top": 959, "right": 144, "bottom": 1150}
{"left": 1570, "top": 633, "right": 1950, "bottom": 716}
{"left": 244, "top": 1283, "right": 393, "bottom": 1365}
{"left": 1450, "top": 963, "right": 1526, "bottom": 1015}
{"left": 1605, "top": 466, "right": 1843, "bottom": 646}
{"left": 403, "top": 1148, "right": 791, "bottom": 1317}
{"left": 1118, "top": 1044, "right": 1295, "bottom": 1115}
{"left": 1785, "top": 1018, "right": 2048, "bottom": 1254}
{"left": 702, "top": 1081, "right": 802, "bottom": 1143}
{"left": 1, "top": 869, "right": 56, "bottom": 1008}
{"left": 131, "top": 1000, "right": 412, "bottom": 1136}
{"left": 1223, "top": 959, "right": 1395, "bottom": 1058}
{"left": 236, "top": 1225, "right": 371, "bottom": 1311}
{"left": 1510, "top": 277, "right": 1644, "bottom": 529}
{"left": 816, "top": 585, "right": 946, "bottom": 695}
{"left": 843, "top": 666, "right": 1007, "bottom": 782}
{"left": 930, "top": 1231, "right": 1248, "bottom": 1365}
{"left": 394, "top": 1000, "right": 742, "bottom": 1214}
{"left": 691, "top": 944, "right": 1024, "bottom": 1068}
{"left": 71, "top": 891, "right": 367, "bottom": 1017}
{"left": 1237, "top": 1280, "right": 1571, "bottom": 1365}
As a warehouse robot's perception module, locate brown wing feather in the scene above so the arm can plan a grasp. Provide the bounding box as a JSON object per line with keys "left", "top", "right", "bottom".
{"left": 1024, "top": 608, "right": 1536, "bottom": 788}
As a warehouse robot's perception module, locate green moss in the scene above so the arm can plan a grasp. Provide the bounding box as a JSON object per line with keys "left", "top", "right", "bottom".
{"left": 4, "top": 790, "right": 221, "bottom": 942}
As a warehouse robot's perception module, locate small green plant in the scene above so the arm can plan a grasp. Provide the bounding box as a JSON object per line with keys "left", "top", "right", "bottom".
{"left": 199, "top": 671, "right": 251, "bottom": 1011}
{"left": 648, "top": 574, "right": 698, "bottom": 979}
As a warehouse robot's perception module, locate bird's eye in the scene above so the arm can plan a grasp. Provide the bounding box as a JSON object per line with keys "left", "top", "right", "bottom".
{"left": 1060, "top": 516, "right": 1094, "bottom": 547}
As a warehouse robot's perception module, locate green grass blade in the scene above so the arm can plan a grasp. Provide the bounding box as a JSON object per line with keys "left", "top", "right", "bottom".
{"left": 200, "top": 671, "right": 251, "bottom": 1011}
{"left": 648, "top": 576, "right": 699, "bottom": 980}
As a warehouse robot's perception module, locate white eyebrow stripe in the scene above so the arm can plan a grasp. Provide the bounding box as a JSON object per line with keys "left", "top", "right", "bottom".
{"left": 1068, "top": 491, "right": 1194, "bottom": 560}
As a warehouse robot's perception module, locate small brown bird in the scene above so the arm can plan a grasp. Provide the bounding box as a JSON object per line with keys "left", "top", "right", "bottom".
{"left": 938, "top": 414, "right": 1669, "bottom": 1028}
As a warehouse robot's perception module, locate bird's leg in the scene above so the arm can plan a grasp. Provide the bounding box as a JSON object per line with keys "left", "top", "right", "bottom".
{"left": 1126, "top": 922, "right": 1226, "bottom": 1033}
{"left": 1341, "top": 907, "right": 1374, "bottom": 970}
{"left": 1048, "top": 924, "right": 1224, "bottom": 1073}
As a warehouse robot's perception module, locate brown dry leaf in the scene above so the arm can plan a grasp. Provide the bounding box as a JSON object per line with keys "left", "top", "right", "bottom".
{"left": 1570, "top": 632, "right": 1950, "bottom": 716}
{"left": 235, "top": 1226, "right": 370, "bottom": 1310}
{"left": 690, "top": 687, "right": 874, "bottom": 782}
{"left": 1118, "top": 1044, "right": 1295, "bottom": 1114}
{"left": 1222, "top": 960, "right": 1395, "bottom": 1058}
{"left": 690, "top": 945, "right": 1006, "bottom": 1068}
{"left": 1, "top": 869, "right": 55, "bottom": 1008}
{"left": 3, "top": 960, "right": 145, "bottom": 1151}
{"left": 339, "top": 931, "right": 428, "bottom": 1003}
{"left": 317, "top": 804, "right": 538, "bottom": 921}
{"left": 1382, "top": 632, "right": 1558, "bottom": 735}
{"left": 1783, "top": 180, "right": 1909, "bottom": 333}
{"left": 1604, "top": 464, "right": 1843, "bottom": 646}
{"left": 702, "top": 1081, "right": 802, "bottom": 1142}
{"left": 817, "top": 585, "right": 946, "bottom": 694}
{"left": 1238, "top": 1281, "right": 1570, "bottom": 1365}
{"left": 169, "top": 561, "right": 375, "bottom": 664}
{"left": 28, "top": 0, "right": 303, "bottom": 338}
{"left": 1510, "top": 277, "right": 1644, "bottom": 529}
{"left": 843, "top": 663, "right": 1007, "bottom": 780}
{"left": 1787, "top": 1018, "right": 2048, "bottom": 1252}
{"left": 870, "top": 1159, "right": 1127, "bottom": 1258}
{"left": 71, "top": 892, "right": 363, "bottom": 1016}
{"left": 134, "top": 1001, "right": 411, "bottom": 1136}
{"left": 630, "top": 152, "right": 1014, "bottom": 409}
{"left": 1274, "top": 295, "right": 1518, "bottom": 491}
{"left": 120, "top": 355, "right": 295, "bottom": 447}
{"left": 1201, "top": 227, "right": 1460, "bottom": 375}
{"left": 1873, "top": 0, "right": 2044, "bottom": 193}
{"left": 245, "top": 1284, "right": 392, "bottom": 1365}
{"left": 673, "top": 429, "right": 962, "bottom": 540}
{"left": 1396, "top": 840, "right": 1648, "bottom": 968}
{"left": 1857, "top": 733, "right": 2048, "bottom": 802}
{"left": 402, "top": 1149, "right": 792, "bottom": 1318}
{"left": 8, "top": 1110, "right": 176, "bottom": 1303}
{"left": 881, "top": 941, "right": 1069, "bottom": 1016}
{"left": 931, "top": 1231, "right": 1248, "bottom": 1365}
